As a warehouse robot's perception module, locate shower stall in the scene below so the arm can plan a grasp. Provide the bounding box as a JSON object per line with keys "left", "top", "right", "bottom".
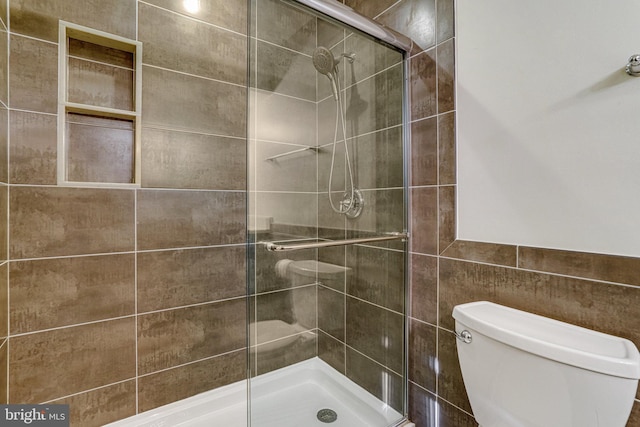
{"left": 248, "top": 0, "right": 410, "bottom": 425}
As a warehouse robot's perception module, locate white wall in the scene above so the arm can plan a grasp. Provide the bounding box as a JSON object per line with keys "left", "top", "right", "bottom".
{"left": 457, "top": 0, "right": 640, "bottom": 256}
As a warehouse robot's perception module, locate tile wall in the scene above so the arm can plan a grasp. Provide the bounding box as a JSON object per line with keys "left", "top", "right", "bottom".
{"left": 4, "top": 1, "right": 246, "bottom": 425}
{"left": 343, "top": 0, "right": 640, "bottom": 426}
{"left": 0, "top": 0, "right": 7, "bottom": 408}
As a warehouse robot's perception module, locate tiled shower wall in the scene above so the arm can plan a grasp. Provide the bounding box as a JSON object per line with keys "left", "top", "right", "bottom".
{"left": 344, "top": 0, "right": 640, "bottom": 426}
{"left": 4, "top": 0, "right": 246, "bottom": 425}
{"left": 0, "top": 1, "right": 7, "bottom": 408}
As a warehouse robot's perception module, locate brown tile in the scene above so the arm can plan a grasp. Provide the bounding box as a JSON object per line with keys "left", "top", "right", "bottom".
{"left": 9, "top": 0, "right": 136, "bottom": 42}
{"left": 9, "top": 35, "right": 57, "bottom": 113}
{"left": 437, "top": 39, "right": 455, "bottom": 114}
{"left": 437, "top": 0, "right": 455, "bottom": 43}
{"left": 0, "top": 186, "right": 5, "bottom": 261}
{"left": 409, "top": 319, "right": 436, "bottom": 393}
{"left": 50, "top": 381, "right": 136, "bottom": 427}
{"left": 439, "top": 186, "right": 455, "bottom": 253}
{"left": 9, "top": 318, "right": 136, "bottom": 403}
{"left": 377, "top": 0, "right": 436, "bottom": 52}
{"left": 256, "top": 285, "right": 316, "bottom": 330}
{"left": 627, "top": 400, "right": 640, "bottom": 427}
{"left": 255, "top": 331, "right": 315, "bottom": 375}
{"left": 346, "top": 297, "right": 404, "bottom": 373}
{"left": 10, "top": 186, "right": 135, "bottom": 259}
{"left": 137, "top": 246, "right": 245, "bottom": 312}
{"left": 409, "top": 382, "right": 477, "bottom": 427}
{"left": 347, "top": 126, "right": 404, "bottom": 191}
{"left": 410, "top": 187, "right": 438, "bottom": 255}
{"left": 253, "top": 90, "right": 316, "bottom": 145}
{"left": 256, "top": 192, "right": 317, "bottom": 234}
{"left": 318, "top": 330, "right": 345, "bottom": 374}
{"left": 68, "top": 38, "right": 133, "bottom": 69}
{"left": 255, "top": 40, "right": 315, "bottom": 100}
{"left": 346, "top": 245, "right": 405, "bottom": 312}
{"left": 68, "top": 57, "right": 134, "bottom": 111}
{"left": 441, "top": 240, "right": 517, "bottom": 267}
{"left": 254, "top": 244, "right": 318, "bottom": 293}
{"left": 344, "top": 32, "right": 403, "bottom": 85}
{"left": 0, "top": 340, "right": 6, "bottom": 404}
{"left": 438, "top": 258, "right": 640, "bottom": 350}
{"left": 438, "top": 111, "right": 456, "bottom": 185}
{"left": 142, "top": 65, "right": 246, "bottom": 138}
{"left": 141, "top": 127, "right": 246, "bottom": 190}
{"left": 346, "top": 347, "right": 404, "bottom": 412}
{"left": 0, "top": 108, "right": 7, "bottom": 183}
{"left": 10, "top": 254, "right": 135, "bottom": 334}
{"left": 139, "top": 3, "right": 246, "bottom": 85}
{"left": 66, "top": 114, "right": 135, "bottom": 184}
{"left": 317, "top": 246, "right": 347, "bottom": 292}
{"left": 0, "top": 264, "right": 6, "bottom": 339}
{"left": 255, "top": 140, "right": 318, "bottom": 192}
{"left": 137, "top": 298, "right": 245, "bottom": 374}
{"left": 318, "top": 285, "right": 344, "bottom": 341}
{"left": 345, "top": 63, "right": 403, "bottom": 138}
{"left": 411, "top": 117, "right": 437, "bottom": 186}
{"left": 346, "top": 188, "right": 404, "bottom": 237}
{"left": 257, "top": 0, "right": 316, "bottom": 55}
{"left": 143, "top": 0, "right": 246, "bottom": 34}
{"left": 9, "top": 110, "right": 57, "bottom": 185}
{"left": 410, "top": 49, "right": 437, "bottom": 121}
{"left": 437, "top": 329, "right": 472, "bottom": 413}
{"left": 138, "top": 350, "right": 246, "bottom": 413}
{"left": 519, "top": 246, "right": 640, "bottom": 287}
{"left": 137, "top": 189, "right": 245, "bottom": 250}
{"left": 0, "top": 29, "right": 7, "bottom": 106}
{"left": 410, "top": 253, "right": 437, "bottom": 324}
{"left": 344, "top": 0, "right": 398, "bottom": 20}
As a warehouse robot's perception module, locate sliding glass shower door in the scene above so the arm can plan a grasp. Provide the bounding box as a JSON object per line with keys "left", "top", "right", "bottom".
{"left": 247, "top": 0, "right": 408, "bottom": 425}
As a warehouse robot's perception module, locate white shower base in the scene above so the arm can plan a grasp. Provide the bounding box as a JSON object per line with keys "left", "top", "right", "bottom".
{"left": 107, "top": 357, "right": 409, "bottom": 427}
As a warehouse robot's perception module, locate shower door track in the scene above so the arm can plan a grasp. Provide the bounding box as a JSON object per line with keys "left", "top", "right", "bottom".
{"left": 261, "top": 232, "right": 408, "bottom": 252}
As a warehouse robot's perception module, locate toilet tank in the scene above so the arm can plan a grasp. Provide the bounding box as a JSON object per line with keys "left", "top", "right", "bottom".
{"left": 453, "top": 301, "right": 640, "bottom": 427}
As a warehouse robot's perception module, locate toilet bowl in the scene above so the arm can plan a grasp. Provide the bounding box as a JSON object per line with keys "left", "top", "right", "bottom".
{"left": 453, "top": 301, "right": 640, "bottom": 427}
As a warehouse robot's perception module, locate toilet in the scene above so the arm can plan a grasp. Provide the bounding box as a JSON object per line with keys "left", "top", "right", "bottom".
{"left": 452, "top": 301, "right": 640, "bottom": 427}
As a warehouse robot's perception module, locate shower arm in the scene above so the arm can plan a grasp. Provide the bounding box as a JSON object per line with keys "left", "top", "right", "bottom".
{"left": 261, "top": 232, "right": 408, "bottom": 252}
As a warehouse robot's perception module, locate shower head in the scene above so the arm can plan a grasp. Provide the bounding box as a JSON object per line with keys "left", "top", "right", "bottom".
{"left": 313, "top": 46, "right": 340, "bottom": 101}
{"left": 312, "top": 46, "right": 338, "bottom": 76}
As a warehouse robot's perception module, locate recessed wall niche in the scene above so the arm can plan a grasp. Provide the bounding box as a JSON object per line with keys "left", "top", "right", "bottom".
{"left": 57, "top": 21, "right": 142, "bottom": 187}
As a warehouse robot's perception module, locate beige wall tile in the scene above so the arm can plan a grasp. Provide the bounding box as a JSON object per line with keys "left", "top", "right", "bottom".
{"left": 139, "top": 3, "right": 246, "bottom": 85}
{"left": 141, "top": 128, "right": 246, "bottom": 190}
{"left": 9, "top": 0, "right": 136, "bottom": 42}
{"left": 10, "top": 254, "right": 135, "bottom": 334}
{"left": 137, "top": 189, "right": 245, "bottom": 250}
{"left": 51, "top": 381, "right": 136, "bottom": 427}
{"left": 68, "top": 38, "right": 133, "bottom": 68}
{"left": 142, "top": 65, "right": 246, "bottom": 138}
{"left": 138, "top": 350, "right": 246, "bottom": 413}
{"left": 10, "top": 186, "right": 135, "bottom": 259}
{"left": 137, "top": 298, "right": 246, "bottom": 375}
{"left": 9, "top": 318, "right": 136, "bottom": 403}
{"left": 9, "top": 35, "right": 57, "bottom": 113}
{"left": 9, "top": 110, "right": 56, "bottom": 185}
{"left": 137, "top": 246, "right": 246, "bottom": 312}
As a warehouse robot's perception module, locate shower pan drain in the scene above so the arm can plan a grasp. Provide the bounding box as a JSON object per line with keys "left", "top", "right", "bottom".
{"left": 317, "top": 408, "right": 338, "bottom": 423}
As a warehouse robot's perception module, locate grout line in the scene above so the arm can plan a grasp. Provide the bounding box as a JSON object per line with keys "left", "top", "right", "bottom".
{"left": 9, "top": 32, "right": 58, "bottom": 46}
{"left": 141, "top": 123, "right": 246, "bottom": 141}
{"left": 141, "top": 63, "right": 247, "bottom": 90}
{"left": 67, "top": 54, "right": 135, "bottom": 72}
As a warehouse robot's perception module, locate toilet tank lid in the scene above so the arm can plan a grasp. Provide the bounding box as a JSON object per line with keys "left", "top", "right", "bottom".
{"left": 452, "top": 301, "right": 640, "bottom": 380}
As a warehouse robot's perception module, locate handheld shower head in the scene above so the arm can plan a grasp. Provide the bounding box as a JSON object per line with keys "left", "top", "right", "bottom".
{"left": 313, "top": 46, "right": 340, "bottom": 101}
{"left": 312, "top": 46, "right": 338, "bottom": 76}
